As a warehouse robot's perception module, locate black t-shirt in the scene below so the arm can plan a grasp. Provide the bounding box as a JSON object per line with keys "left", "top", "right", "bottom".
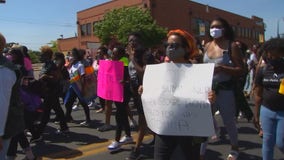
{"left": 128, "top": 51, "right": 155, "bottom": 86}
{"left": 255, "top": 65, "right": 284, "bottom": 111}
{"left": 40, "top": 60, "right": 60, "bottom": 93}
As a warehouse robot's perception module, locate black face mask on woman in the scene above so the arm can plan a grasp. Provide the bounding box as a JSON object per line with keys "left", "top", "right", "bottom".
{"left": 268, "top": 57, "right": 284, "bottom": 72}
{"left": 165, "top": 44, "right": 186, "bottom": 61}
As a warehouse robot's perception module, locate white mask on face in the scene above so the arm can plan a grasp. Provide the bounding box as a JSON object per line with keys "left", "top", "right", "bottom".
{"left": 210, "top": 28, "right": 223, "bottom": 39}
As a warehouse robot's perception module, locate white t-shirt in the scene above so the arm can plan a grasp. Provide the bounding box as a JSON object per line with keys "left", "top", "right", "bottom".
{"left": 0, "top": 66, "right": 16, "bottom": 136}
{"left": 69, "top": 61, "right": 85, "bottom": 81}
{"left": 247, "top": 53, "right": 258, "bottom": 66}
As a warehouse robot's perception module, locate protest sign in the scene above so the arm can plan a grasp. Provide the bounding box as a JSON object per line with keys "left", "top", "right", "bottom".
{"left": 97, "top": 60, "right": 124, "bottom": 102}
{"left": 141, "top": 63, "right": 215, "bottom": 136}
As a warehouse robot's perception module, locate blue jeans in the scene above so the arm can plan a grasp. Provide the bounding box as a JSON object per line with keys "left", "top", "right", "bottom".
{"left": 64, "top": 86, "right": 90, "bottom": 122}
{"left": 0, "top": 138, "right": 11, "bottom": 159}
{"left": 261, "top": 106, "right": 284, "bottom": 160}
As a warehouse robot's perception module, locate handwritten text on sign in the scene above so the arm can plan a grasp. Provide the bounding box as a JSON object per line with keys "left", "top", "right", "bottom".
{"left": 141, "top": 63, "right": 215, "bottom": 136}
{"left": 97, "top": 60, "right": 124, "bottom": 102}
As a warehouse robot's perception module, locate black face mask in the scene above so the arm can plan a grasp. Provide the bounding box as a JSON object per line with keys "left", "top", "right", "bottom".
{"left": 268, "top": 57, "right": 284, "bottom": 72}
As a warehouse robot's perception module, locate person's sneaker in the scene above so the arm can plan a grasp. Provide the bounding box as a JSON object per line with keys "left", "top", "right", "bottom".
{"left": 119, "top": 136, "right": 133, "bottom": 144}
{"left": 54, "top": 120, "right": 60, "bottom": 124}
{"left": 72, "top": 105, "right": 79, "bottom": 110}
{"left": 125, "top": 147, "right": 141, "bottom": 160}
{"left": 130, "top": 119, "right": 138, "bottom": 129}
{"left": 227, "top": 150, "right": 239, "bottom": 160}
{"left": 55, "top": 129, "right": 70, "bottom": 135}
{"left": 52, "top": 117, "right": 60, "bottom": 123}
{"left": 214, "top": 110, "right": 220, "bottom": 115}
{"left": 108, "top": 141, "right": 120, "bottom": 151}
{"left": 30, "top": 135, "right": 43, "bottom": 143}
{"left": 95, "top": 108, "right": 104, "bottom": 113}
{"left": 97, "top": 124, "right": 112, "bottom": 132}
{"left": 80, "top": 121, "right": 91, "bottom": 127}
{"left": 88, "top": 101, "right": 93, "bottom": 107}
{"left": 24, "top": 130, "right": 32, "bottom": 137}
{"left": 237, "top": 112, "right": 244, "bottom": 120}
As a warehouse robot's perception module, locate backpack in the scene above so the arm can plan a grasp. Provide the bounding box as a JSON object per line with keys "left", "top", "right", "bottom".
{"left": 0, "top": 56, "right": 25, "bottom": 139}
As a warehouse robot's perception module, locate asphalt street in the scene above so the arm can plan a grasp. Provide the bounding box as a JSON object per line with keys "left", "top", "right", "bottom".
{"left": 16, "top": 65, "right": 283, "bottom": 160}
{"left": 14, "top": 98, "right": 283, "bottom": 160}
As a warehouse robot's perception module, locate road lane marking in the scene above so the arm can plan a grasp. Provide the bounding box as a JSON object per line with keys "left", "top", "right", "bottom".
{"left": 42, "top": 133, "right": 153, "bottom": 159}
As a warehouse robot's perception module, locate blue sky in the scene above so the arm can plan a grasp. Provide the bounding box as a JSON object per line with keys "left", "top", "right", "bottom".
{"left": 0, "top": 0, "right": 283, "bottom": 51}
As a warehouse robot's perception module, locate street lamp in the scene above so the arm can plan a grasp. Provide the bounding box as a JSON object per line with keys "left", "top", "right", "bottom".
{"left": 277, "top": 17, "right": 283, "bottom": 38}
{"left": 0, "top": 0, "right": 6, "bottom": 3}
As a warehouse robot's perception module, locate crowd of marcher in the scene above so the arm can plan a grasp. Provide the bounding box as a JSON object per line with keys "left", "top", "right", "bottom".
{"left": 0, "top": 16, "right": 284, "bottom": 160}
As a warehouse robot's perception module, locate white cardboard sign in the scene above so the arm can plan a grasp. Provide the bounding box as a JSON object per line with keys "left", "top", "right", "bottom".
{"left": 141, "top": 63, "right": 215, "bottom": 137}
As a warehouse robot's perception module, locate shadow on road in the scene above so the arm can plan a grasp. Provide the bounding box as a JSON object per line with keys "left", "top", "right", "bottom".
{"left": 31, "top": 125, "right": 109, "bottom": 159}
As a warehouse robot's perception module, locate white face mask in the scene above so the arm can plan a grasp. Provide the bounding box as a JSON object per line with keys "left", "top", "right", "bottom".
{"left": 210, "top": 28, "right": 223, "bottom": 39}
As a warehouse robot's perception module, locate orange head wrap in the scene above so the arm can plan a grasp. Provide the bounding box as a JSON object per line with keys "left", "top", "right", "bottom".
{"left": 167, "top": 29, "right": 198, "bottom": 59}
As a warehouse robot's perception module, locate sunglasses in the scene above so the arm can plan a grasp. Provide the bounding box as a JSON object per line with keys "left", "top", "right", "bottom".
{"left": 164, "top": 43, "right": 181, "bottom": 49}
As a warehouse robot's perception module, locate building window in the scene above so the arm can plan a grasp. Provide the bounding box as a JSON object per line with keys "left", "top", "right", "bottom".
{"left": 80, "top": 23, "right": 92, "bottom": 36}
{"left": 86, "top": 23, "right": 91, "bottom": 35}
{"left": 248, "top": 29, "right": 252, "bottom": 39}
{"left": 256, "top": 31, "right": 259, "bottom": 40}
{"left": 93, "top": 22, "right": 97, "bottom": 34}
{"left": 81, "top": 24, "right": 86, "bottom": 36}
{"left": 252, "top": 31, "right": 255, "bottom": 40}
{"left": 232, "top": 26, "right": 237, "bottom": 37}
{"left": 237, "top": 27, "right": 242, "bottom": 37}
{"left": 192, "top": 18, "right": 206, "bottom": 36}
{"left": 240, "top": 27, "right": 243, "bottom": 38}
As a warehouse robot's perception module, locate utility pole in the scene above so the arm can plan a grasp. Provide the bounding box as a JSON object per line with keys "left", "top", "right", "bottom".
{"left": 277, "top": 19, "right": 280, "bottom": 38}
{"left": 277, "top": 17, "right": 284, "bottom": 38}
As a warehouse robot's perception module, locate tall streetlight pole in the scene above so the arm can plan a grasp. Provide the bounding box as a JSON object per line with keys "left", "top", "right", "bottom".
{"left": 277, "top": 19, "right": 280, "bottom": 38}
{"left": 277, "top": 17, "right": 284, "bottom": 38}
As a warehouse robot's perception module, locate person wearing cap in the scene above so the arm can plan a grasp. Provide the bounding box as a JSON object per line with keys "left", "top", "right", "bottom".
{"left": 143, "top": 29, "right": 215, "bottom": 160}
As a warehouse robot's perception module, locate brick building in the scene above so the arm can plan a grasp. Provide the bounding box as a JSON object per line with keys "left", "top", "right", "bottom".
{"left": 57, "top": 0, "right": 265, "bottom": 54}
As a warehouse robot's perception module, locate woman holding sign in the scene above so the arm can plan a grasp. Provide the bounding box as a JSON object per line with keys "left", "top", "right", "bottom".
{"left": 145, "top": 29, "right": 215, "bottom": 160}
{"left": 107, "top": 45, "right": 134, "bottom": 151}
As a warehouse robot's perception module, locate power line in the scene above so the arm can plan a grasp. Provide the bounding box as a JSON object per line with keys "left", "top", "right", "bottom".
{"left": 0, "top": 17, "right": 76, "bottom": 27}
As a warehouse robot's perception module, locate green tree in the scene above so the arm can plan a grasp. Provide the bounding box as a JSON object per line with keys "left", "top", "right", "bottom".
{"left": 28, "top": 50, "right": 40, "bottom": 63}
{"left": 48, "top": 40, "right": 58, "bottom": 53}
{"left": 94, "top": 6, "right": 167, "bottom": 47}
